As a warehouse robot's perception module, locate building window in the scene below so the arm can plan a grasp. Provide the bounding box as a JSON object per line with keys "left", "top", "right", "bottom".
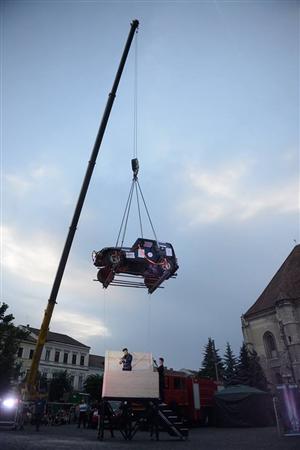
{"left": 54, "top": 351, "right": 60, "bottom": 363}
{"left": 72, "top": 354, "right": 77, "bottom": 365}
{"left": 45, "top": 349, "right": 51, "bottom": 361}
{"left": 63, "top": 352, "right": 68, "bottom": 364}
{"left": 80, "top": 355, "right": 85, "bottom": 366}
{"left": 78, "top": 376, "right": 83, "bottom": 390}
{"left": 18, "top": 347, "right": 23, "bottom": 358}
{"left": 29, "top": 349, "right": 34, "bottom": 359}
{"left": 263, "top": 331, "right": 278, "bottom": 359}
{"left": 70, "top": 375, "right": 75, "bottom": 387}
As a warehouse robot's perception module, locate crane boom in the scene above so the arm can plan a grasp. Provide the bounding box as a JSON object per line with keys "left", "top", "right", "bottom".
{"left": 25, "top": 19, "right": 139, "bottom": 396}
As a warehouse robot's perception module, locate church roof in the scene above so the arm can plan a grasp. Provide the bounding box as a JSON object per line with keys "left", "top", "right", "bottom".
{"left": 244, "top": 245, "right": 300, "bottom": 318}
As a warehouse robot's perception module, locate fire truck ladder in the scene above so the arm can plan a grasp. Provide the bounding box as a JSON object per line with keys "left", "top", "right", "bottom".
{"left": 157, "top": 403, "right": 189, "bottom": 440}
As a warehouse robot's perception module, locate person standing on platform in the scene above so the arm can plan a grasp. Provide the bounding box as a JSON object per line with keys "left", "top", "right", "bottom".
{"left": 119, "top": 348, "right": 133, "bottom": 371}
{"left": 154, "top": 357, "right": 165, "bottom": 402}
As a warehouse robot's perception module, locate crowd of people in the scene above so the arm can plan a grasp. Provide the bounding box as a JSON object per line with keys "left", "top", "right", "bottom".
{"left": 15, "top": 397, "right": 99, "bottom": 431}
{"left": 13, "top": 348, "right": 164, "bottom": 431}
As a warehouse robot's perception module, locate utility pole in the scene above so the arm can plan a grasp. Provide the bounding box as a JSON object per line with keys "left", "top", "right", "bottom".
{"left": 25, "top": 20, "right": 139, "bottom": 397}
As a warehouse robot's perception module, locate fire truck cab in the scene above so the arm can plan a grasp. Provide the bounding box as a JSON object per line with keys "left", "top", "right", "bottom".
{"left": 163, "top": 370, "right": 217, "bottom": 425}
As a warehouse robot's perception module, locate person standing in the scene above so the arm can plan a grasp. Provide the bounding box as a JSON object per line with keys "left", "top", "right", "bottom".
{"left": 154, "top": 357, "right": 165, "bottom": 402}
{"left": 34, "top": 395, "right": 46, "bottom": 431}
{"left": 119, "top": 348, "right": 133, "bottom": 371}
{"left": 77, "top": 399, "right": 88, "bottom": 428}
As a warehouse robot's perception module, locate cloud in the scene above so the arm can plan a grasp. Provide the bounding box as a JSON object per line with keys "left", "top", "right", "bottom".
{"left": 1, "top": 222, "right": 134, "bottom": 305}
{"left": 5, "top": 174, "right": 32, "bottom": 195}
{"left": 1, "top": 225, "right": 59, "bottom": 285}
{"left": 238, "top": 183, "right": 299, "bottom": 220}
{"left": 5, "top": 165, "right": 59, "bottom": 197}
{"left": 178, "top": 160, "right": 299, "bottom": 225}
{"left": 1, "top": 224, "right": 97, "bottom": 292}
{"left": 188, "top": 161, "right": 247, "bottom": 199}
{"left": 53, "top": 310, "right": 110, "bottom": 341}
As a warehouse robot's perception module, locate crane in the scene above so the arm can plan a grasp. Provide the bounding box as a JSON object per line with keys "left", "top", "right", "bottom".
{"left": 25, "top": 20, "right": 139, "bottom": 398}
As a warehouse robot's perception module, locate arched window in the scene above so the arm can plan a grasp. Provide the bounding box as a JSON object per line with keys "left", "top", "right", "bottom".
{"left": 263, "top": 332, "right": 277, "bottom": 359}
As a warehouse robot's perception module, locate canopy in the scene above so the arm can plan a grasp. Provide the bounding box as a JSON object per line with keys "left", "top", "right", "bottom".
{"left": 214, "top": 385, "right": 275, "bottom": 427}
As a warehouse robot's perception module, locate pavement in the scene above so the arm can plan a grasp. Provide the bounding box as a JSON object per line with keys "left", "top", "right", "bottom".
{"left": 0, "top": 424, "right": 300, "bottom": 450}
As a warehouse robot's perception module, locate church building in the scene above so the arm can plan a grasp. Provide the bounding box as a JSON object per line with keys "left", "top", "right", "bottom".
{"left": 241, "top": 245, "right": 300, "bottom": 387}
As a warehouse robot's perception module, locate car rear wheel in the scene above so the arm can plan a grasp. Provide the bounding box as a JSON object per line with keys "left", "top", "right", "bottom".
{"left": 97, "top": 268, "right": 114, "bottom": 287}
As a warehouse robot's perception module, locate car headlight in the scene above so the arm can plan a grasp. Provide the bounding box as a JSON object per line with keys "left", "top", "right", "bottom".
{"left": 2, "top": 398, "right": 18, "bottom": 409}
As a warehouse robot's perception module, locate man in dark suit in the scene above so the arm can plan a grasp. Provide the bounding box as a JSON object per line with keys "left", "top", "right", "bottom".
{"left": 119, "top": 348, "right": 133, "bottom": 371}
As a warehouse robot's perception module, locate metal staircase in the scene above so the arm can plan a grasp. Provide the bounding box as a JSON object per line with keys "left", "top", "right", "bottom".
{"left": 157, "top": 403, "right": 189, "bottom": 440}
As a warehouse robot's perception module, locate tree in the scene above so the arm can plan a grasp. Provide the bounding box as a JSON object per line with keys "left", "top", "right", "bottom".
{"left": 37, "top": 371, "right": 48, "bottom": 393}
{"left": 83, "top": 374, "right": 103, "bottom": 401}
{"left": 48, "top": 370, "right": 73, "bottom": 401}
{"left": 248, "top": 349, "right": 268, "bottom": 391}
{"left": 223, "top": 342, "right": 238, "bottom": 385}
{"left": 0, "top": 302, "right": 28, "bottom": 394}
{"left": 231, "top": 343, "right": 251, "bottom": 386}
{"left": 199, "top": 337, "right": 224, "bottom": 381}
{"left": 233, "top": 343, "right": 268, "bottom": 390}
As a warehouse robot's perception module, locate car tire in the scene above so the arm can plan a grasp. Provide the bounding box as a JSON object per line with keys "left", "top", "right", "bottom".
{"left": 97, "top": 268, "right": 114, "bottom": 286}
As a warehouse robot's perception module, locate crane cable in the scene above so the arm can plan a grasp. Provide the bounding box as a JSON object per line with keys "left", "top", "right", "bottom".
{"left": 133, "top": 29, "right": 138, "bottom": 160}
{"left": 147, "top": 292, "right": 152, "bottom": 350}
{"left": 132, "top": 29, "right": 144, "bottom": 238}
{"left": 115, "top": 29, "right": 158, "bottom": 247}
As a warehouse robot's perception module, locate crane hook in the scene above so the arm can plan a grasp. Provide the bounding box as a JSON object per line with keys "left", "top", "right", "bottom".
{"left": 131, "top": 158, "right": 139, "bottom": 179}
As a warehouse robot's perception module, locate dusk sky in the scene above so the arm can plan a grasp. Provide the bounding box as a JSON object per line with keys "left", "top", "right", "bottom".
{"left": 1, "top": 0, "right": 299, "bottom": 371}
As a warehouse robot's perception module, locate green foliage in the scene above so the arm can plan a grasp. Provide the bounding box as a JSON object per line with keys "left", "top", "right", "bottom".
{"left": 223, "top": 342, "right": 238, "bottom": 385}
{"left": 240, "top": 343, "right": 251, "bottom": 370}
{"left": 247, "top": 348, "right": 268, "bottom": 391}
{"left": 83, "top": 374, "right": 103, "bottom": 401}
{"left": 0, "top": 302, "right": 28, "bottom": 394}
{"left": 37, "top": 371, "right": 48, "bottom": 393}
{"left": 48, "top": 370, "right": 73, "bottom": 401}
{"left": 232, "top": 343, "right": 268, "bottom": 390}
{"left": 199, "top": 337, "right": 224, "bottom": 381}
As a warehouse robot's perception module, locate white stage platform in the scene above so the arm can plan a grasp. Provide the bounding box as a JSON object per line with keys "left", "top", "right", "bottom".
{"left": 102, "top": 351, "right": 159, "bottom": 399}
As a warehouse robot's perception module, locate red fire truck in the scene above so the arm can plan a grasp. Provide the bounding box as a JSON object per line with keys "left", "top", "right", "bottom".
{"left": 164, "top": 370, "right": 217, "bottom": 425}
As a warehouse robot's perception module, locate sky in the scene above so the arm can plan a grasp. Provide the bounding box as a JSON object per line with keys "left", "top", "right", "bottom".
{"left": 1, "top": 0, "right": 299, "bottom": 371}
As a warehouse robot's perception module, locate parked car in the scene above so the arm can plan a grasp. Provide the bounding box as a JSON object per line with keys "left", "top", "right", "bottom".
{"left": 91, "top": 401, "right": 122, "bottom": 429}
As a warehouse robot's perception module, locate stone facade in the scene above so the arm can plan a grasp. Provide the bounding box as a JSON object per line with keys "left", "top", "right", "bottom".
{"left": 242, "top": 245, "right": 300, "bottom": 388}
{"left": 16, "top": 326, "right": 104, "bottom": 391}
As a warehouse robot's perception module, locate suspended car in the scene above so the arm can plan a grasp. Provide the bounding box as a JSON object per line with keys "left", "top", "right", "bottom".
{"left": 93, "top": 238, "right": 178, "bottom": 294}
